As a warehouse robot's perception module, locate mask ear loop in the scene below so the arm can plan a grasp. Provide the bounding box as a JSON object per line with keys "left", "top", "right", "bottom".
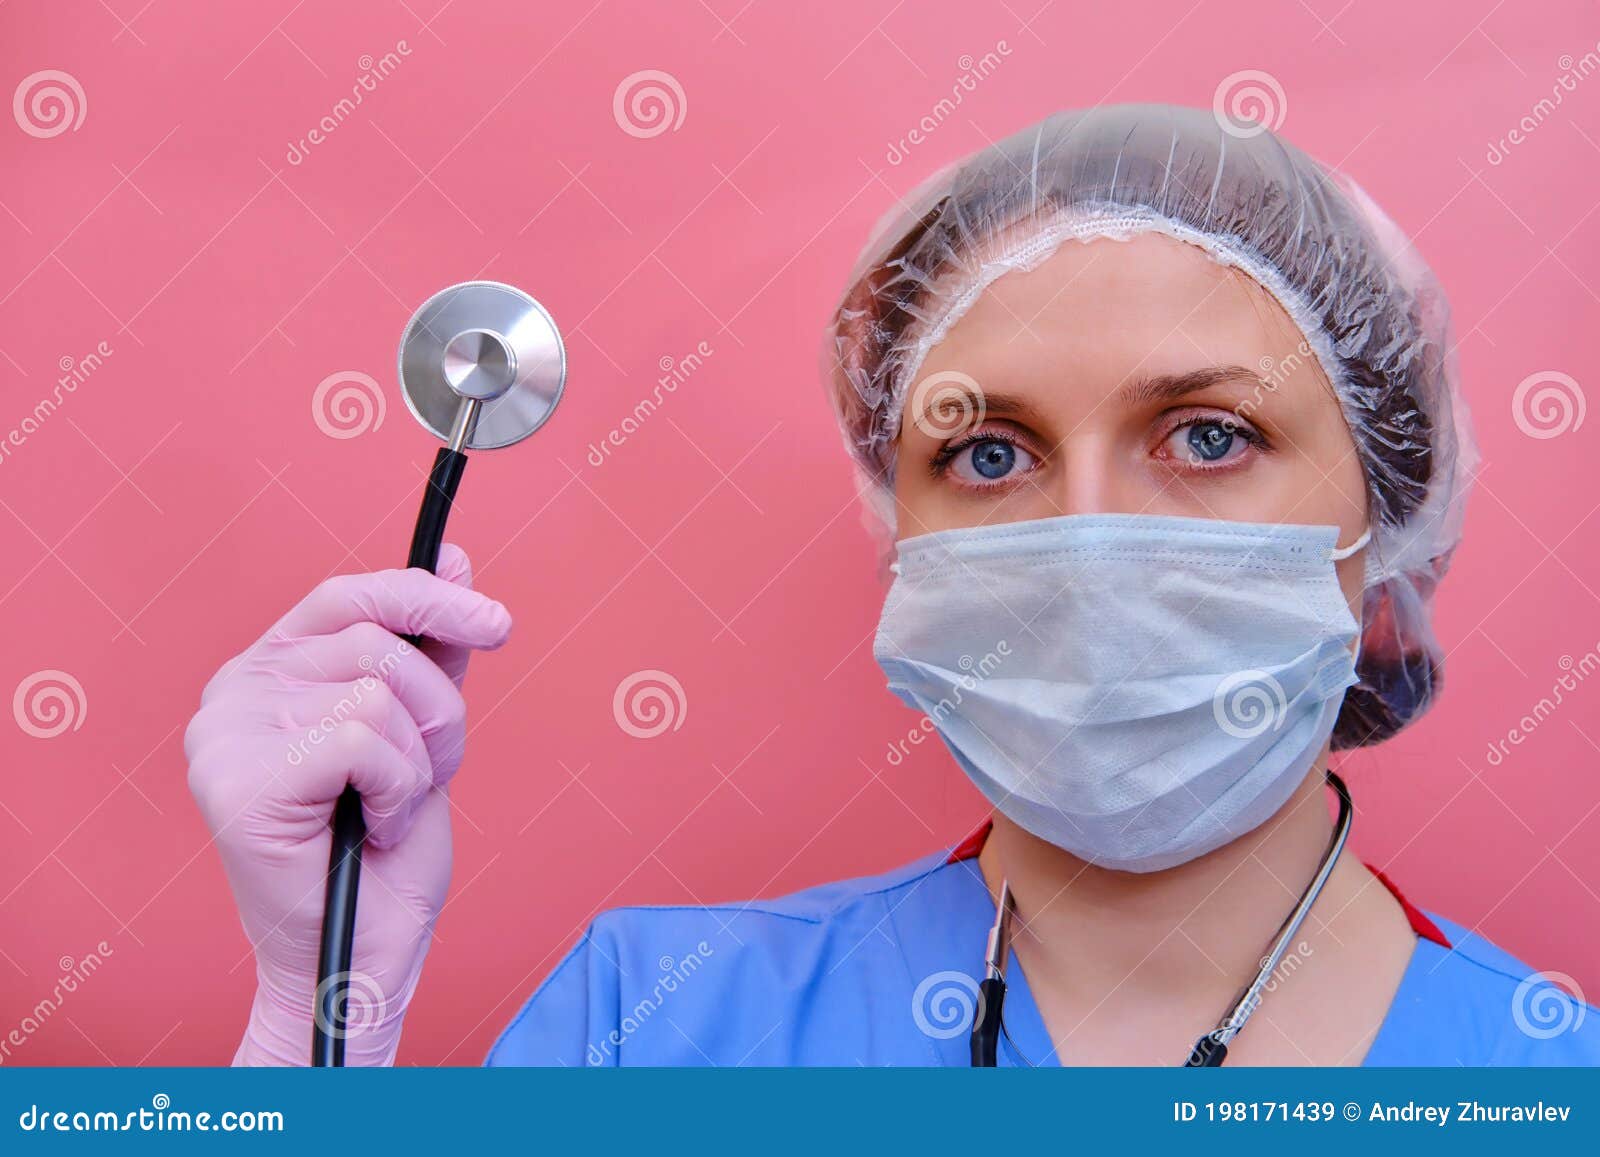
{"left": 1329, "top": 525, "right": 1373, "bottom": 666}
{"left": 1329, "top": 525, "right": 1372, "bottom": 562}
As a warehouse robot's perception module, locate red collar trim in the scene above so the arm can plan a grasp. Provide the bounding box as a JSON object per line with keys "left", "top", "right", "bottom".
{"left": 945, "top": 818, "right": 993, "bottom": 866}
{"left": 944, "top": 818, "right": 1451, "bottom": 949}
{"left": 1364, "top": 864, "right": 1451, "bottom": 948}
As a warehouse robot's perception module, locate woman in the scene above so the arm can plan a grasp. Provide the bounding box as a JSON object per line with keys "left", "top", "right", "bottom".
{"left": 186, "top": 104, "right": 1597, "bottom": 1066}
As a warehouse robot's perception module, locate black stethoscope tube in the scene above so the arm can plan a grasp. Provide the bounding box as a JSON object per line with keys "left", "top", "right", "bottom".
{"left": 969, "top": 977, "right": 1007, "bottom": 1067}
{"left": 311, "top": 446, "right": 469, "bottom": 1067}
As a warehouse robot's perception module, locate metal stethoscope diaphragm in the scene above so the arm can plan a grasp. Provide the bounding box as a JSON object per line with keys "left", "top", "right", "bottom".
{"left": 312, "top": 281, "right": 566, "bottom": 1067}
{"left": 397, "top": 280, "right": 566, "bottom": 452}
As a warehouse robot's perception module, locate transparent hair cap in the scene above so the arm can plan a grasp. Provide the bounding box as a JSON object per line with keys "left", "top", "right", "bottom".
{"left": 822, "top": 104, "right": 1477, "bottom": 749}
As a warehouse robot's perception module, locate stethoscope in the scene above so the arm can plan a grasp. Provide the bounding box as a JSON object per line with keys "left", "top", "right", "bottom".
{"left": 970, "top": 770, "right": 1354, "bottom": 1067}
{"left": 313, "top": 281, "right": 567, "bottom": 1067}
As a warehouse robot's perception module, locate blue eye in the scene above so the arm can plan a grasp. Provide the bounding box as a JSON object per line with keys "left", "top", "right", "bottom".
{"left": 1164, "top": 418, "right": 1255, "bottom": 468}
{"left": 971, "top": 440, "right": 1015, "bottom": 478}
{"left": 1187, "top": 422, "right": 1236, "bottom": 461}
{"left": 948, "top": 436, "right": 1037, "bottom": 485}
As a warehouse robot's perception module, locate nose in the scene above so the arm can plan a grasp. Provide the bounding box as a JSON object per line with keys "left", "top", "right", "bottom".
{"left": 1042, "top": 434, "right": 1145, "bottom": 517}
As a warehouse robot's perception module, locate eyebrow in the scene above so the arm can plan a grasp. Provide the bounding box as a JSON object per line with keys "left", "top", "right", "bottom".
{"left": 1117, "top": 365, "right": 1269, "bottom": 407}
{"left": 909, "top": 365, "right": 1271, "bottom": 431}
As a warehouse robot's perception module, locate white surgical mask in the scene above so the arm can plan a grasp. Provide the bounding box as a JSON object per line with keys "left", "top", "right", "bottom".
{"left": 874, "top": 514, "right": 1368, "bottom": 872}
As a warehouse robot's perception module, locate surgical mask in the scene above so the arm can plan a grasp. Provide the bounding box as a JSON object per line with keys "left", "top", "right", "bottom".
{"left": 873, "top": 514, "right": 1368, "bottom": 872}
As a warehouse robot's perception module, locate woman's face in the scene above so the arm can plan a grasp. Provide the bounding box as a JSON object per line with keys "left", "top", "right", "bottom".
{"left": 893, "top": 232, "right": 1371, "bottom": 610}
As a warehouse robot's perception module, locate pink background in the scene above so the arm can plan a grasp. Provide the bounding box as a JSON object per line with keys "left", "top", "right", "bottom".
{"left": 2, "top": 0, "right": 1597, "bottom": 1065}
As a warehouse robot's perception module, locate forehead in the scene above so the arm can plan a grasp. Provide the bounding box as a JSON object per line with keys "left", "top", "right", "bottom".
{"left": 917, "top": 232, "right": 1306, "bottom": 385}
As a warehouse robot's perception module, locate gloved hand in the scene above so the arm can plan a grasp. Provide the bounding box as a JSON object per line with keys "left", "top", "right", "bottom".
{"left": 185, "top": 544, "right": 512, "bottom": 1065}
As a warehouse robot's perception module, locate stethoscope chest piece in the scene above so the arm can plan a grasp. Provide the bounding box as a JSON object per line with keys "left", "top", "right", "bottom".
{"left": 398, "top": 280, "right": 566, "bottom": 449}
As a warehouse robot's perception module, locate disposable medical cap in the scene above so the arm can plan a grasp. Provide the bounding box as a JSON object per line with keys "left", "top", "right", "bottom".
{"left": 824, "top": 103, "right": 1476, "bottom": 748}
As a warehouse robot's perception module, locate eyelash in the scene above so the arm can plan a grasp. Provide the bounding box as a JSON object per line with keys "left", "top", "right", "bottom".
{"left": 930, "top": 426, "right": 1039, "bottom": 489}
{"left": 1152, "top": 409, "right": 1269, "bottom": 472}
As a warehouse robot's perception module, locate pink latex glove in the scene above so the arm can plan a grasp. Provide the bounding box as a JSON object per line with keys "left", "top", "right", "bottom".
{"left": 185, "top": 544, "right": 511, "bottom": 1066}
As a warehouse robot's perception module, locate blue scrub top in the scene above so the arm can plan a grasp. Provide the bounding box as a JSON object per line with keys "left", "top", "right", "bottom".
{"left": 486, "top": 831, "right": 1599, "bottom": 1067}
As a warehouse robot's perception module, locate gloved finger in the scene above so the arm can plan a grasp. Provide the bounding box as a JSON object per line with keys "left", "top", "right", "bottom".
{"left": 272, "top": 566, "right": 512, "bottom": 650}
{"left": 424, "top": 543, "right": 477, "bottom": 689}
{"left": 200, "top": 549, "right": 481, "bottom": 706}
{"left": 278, "top": 679, "right": 433, "bottom": 790}
{"left": 291, "top": 720, "right": 430, "bottom": 850}
{"left": 435, "top": 542, "right": 473, "bottom": 588}
{"left": 276, "top": 624, "right": 469, "bottom": 785}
